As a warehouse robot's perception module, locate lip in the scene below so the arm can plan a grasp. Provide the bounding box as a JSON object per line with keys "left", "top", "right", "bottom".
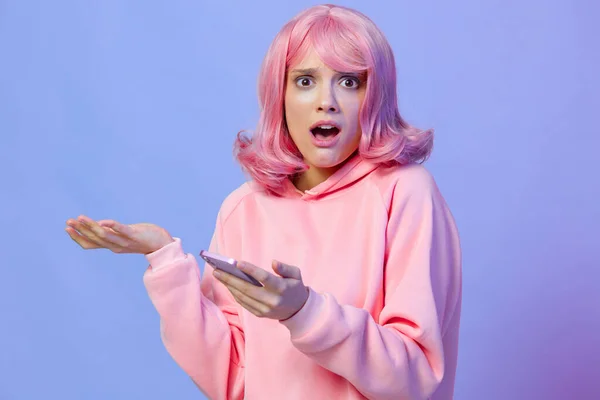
{"left": 310, "top": 132, "right": 341, "bottom": 148}
{"left": 309, "top": 120, "right": 341, "bottom": 131}
{"left": 309, "top": 120, "right": 342, "bottom": 148}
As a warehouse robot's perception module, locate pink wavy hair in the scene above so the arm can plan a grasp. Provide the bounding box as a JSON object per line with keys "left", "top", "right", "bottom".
{"left": 234, "top": 4, "right": 434, "bottom": 195}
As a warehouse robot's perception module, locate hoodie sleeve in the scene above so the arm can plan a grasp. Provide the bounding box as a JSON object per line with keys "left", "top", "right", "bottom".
{"left": 279, "top": 170, "right": 462, "bottom": 400}
{"left": 143, "top": 212, "right": 245, "bottom": 400}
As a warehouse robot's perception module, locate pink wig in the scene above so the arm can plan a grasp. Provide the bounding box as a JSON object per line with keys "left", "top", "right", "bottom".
{"left": 234, "top": 4, "right": 434, "bottom": 195}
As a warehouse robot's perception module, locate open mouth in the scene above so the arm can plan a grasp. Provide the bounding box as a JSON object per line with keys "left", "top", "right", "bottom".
{"left": 310, "top": 125, "right": 341, "bottom": 140}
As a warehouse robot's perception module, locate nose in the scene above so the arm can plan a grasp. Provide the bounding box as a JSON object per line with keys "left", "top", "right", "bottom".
{"left": 316, "top": 85, "right": 339, "bottom": 113}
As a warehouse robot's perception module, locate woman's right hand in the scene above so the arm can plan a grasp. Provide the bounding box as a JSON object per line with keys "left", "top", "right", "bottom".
{"left": 65, "top": 215, "right": 175, "bottom": 255}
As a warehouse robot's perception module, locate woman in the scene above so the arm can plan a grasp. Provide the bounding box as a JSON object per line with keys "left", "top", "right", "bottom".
{"left": 66, "top": 4, "right": 462, "bottom": 399}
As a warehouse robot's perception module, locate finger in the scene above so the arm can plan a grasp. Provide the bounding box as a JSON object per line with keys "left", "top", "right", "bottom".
{"left": 76, "top": 217, "right": 128, "bottom": 251}
{"left": 214, "top": 270, "right": 277, "bottom": 305}
{"left": 272, "top": 260, "right": 302, "bottom": 280}
{"left": 217, "top": 276, "right": 267, "bottom": 316}
{"left": 77, "top": 218, "right": 121, "bottom": 245}
{"left": 67, "top": 220, "right": 105, "bottom": 247}
{"left": 234, "top": 297, "right": 265, "bottom": 317}
{"left": 65, "top": 226, "right": 102, "bottom": 249}
{"left": 97, "top": 220, "right": 135, "bottom": 238}
{"left": 228, "top": 285, "right": 270, "bottom": 316}
{"left": 237, "top": 261, "right": 283, "bottom": 292}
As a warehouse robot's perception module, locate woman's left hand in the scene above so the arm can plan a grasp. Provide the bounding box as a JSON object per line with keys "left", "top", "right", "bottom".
{"left": 213, "top": 260, "right": 309, "bottom": 321}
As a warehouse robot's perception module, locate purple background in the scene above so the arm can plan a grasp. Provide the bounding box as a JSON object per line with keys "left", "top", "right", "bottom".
{"left": 1, "top": 1, "right": 598, "bottom": 399}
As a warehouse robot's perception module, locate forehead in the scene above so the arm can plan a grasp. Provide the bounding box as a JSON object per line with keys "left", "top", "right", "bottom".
{"left": 288, "top": 48, "right": 346, "bottom": 76}
{"left": 287, "top": 37, "right": 367, "bottom": 79}
{"left": 289, "top": 47, "right": 326, "bottom": 69}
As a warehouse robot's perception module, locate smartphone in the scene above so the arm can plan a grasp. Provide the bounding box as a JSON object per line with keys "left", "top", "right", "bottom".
{"left": 199, "top": 250, "right": 263, "bottom": 287}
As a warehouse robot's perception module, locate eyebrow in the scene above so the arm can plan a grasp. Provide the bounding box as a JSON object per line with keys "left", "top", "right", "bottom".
{"left": 290, "top": 67, "right": 363, "bottom": 77}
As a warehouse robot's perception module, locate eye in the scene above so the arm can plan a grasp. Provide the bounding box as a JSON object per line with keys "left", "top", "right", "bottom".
{"left": 295, "top": 77, "right": 313, "bottom": 87}
{"left": 340, "top": 77, "right": 360, "bottom": 89}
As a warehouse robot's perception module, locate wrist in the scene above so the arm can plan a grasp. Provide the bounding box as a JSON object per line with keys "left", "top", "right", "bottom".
{"left": 279, "top": 286, "right": 310, "bottom": 322}
{"left": 145, "top": 236, "right": 175, "bottom": 255}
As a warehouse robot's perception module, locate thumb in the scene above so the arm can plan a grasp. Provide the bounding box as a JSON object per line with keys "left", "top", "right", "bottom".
{"left": 272, "top": 260, "right": 302, "bottom": 280}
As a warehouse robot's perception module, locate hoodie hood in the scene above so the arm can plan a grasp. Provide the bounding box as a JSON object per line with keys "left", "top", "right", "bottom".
{"left": 282, "top": 154, "right": 380, "bottom": 200}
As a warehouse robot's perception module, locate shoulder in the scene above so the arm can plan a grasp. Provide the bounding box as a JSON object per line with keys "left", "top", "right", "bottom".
{"left": 217, "top": 180, "right": 265, "bottom": 223}
{"left": 370, "top": 163, "right": 457, "bottom": 237}
{"left": 369, "top": 162, "right": 440, "bottom": 205}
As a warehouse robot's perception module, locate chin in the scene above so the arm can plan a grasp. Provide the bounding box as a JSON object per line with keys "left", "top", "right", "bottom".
{"left": 304, "top": 149, "right": 354, "bottom": 169}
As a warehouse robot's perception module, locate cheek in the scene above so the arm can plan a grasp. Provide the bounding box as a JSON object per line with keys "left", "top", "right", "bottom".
{"left": 340, "top": 97, "right": 363, "bottom": 129}
{"left": 285, "top": 93, "right": 312, "bottom": 128}
{"left": 337, "top": 88, "right": 363, "bottom": 110}
{"left": 288, "top": 92, "right": 315, "bottom": 112}
{"left": 284, "top": 100, "right": 303, "bottom": 145}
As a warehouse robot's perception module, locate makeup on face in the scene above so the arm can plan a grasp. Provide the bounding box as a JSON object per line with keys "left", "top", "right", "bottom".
{"left": 284, "top": 48, "right": 367, "bottom": 187}
{"left": 309, "top": 120, "right": 342, "bottom": 147}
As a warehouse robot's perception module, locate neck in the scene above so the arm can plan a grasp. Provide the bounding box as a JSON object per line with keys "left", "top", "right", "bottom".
{"left": 293, "top": 165, "right": 339, "bottom": 192}
{"left": 292, "top": 153, "right": 357, "bottom": 192}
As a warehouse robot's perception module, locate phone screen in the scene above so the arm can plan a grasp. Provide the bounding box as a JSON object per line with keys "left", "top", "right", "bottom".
{"left": 200, "top": 251, "right": 263, "bottom": 287}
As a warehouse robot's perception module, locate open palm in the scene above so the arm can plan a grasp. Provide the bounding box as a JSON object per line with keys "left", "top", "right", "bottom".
{"left": 65, "top": 215, "right": 174, "bottom": 255}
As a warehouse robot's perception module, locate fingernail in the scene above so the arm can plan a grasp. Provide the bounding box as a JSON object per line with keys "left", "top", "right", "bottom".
{"left": 213, "top": 271, "right": 221, "bottom": 278}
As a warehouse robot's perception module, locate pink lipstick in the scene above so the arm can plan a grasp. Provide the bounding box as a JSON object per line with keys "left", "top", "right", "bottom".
{"left": 309, "top": 120, "right": 342, "bottom": 148}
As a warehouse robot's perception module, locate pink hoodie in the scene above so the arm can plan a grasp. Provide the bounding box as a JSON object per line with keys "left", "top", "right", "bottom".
{"left": 143, "top": 155, "right": 462, "bottom": 400}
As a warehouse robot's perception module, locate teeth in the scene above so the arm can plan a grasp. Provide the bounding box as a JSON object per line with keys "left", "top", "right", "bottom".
{"left": 317, "top": 125, "right": 335, "bottom": 129}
